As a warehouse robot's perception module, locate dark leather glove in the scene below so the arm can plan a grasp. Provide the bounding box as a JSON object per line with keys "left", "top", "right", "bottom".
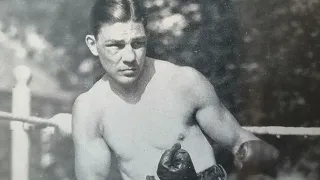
{"left": 234, "top": 140, "right": 280, "bottom": 175}
{"left": 154, "top": 143, "right": 226, "bottom": 180}
{"left": 156, "top": 143, "right": 198, "bottom": 180}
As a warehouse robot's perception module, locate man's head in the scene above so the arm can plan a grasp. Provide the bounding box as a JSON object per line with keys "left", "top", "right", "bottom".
{"left": 89, "top": 0, "right": 147, "bottom": 38}
{"left": 86, "top": 0, "right": 148, "bottom": 86}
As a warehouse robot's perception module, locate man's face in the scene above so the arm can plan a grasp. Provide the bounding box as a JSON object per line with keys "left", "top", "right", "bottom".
{"left": 89, "top": 21, "right": 147, "bottom": 86}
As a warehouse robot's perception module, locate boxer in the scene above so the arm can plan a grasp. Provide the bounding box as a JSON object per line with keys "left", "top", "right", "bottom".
{"left": 61, "top": 1, "right": 281, "bottom": 180}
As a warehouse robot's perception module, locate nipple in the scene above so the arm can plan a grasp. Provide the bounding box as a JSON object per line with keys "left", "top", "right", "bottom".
{"left": 177, "top": 133, "right": 185, "bottom": 141}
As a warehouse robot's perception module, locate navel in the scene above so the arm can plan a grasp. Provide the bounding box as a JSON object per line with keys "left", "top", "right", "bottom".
{"left": 177, "top": 133, "right": 185, "bottom": 141}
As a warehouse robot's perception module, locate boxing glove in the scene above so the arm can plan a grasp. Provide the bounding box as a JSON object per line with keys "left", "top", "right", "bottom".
{"left": 234, "top": 140, "right": 280, "bottom": 174}
{"left": 155, "top": 143, "right": 226, "bottom": 180}
{"left": 157, "top": 143, "right": 198, "bottom": 180}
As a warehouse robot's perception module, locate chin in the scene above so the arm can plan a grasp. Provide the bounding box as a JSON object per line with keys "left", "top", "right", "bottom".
{"left": 117, "top": 76, "right": 140, "bottom": 85}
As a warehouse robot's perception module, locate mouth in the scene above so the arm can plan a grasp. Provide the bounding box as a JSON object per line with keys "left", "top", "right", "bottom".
{"left": 119, "top": 68, "right": 137, "bottom": 71}
{"left": 119, "top": 68, "right": 137, "bottom": 72}
{"left": 119, "top": 68, "right": 138, "bottom": 76}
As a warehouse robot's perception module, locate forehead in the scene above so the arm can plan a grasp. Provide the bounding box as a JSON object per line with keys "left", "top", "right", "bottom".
{"left": 98, "top": 21, "right": 146, "bottom": 41}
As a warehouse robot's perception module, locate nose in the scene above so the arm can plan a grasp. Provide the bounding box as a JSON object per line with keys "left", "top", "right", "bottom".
{"left": 122, "top": 45, "right": 136, "bottom": 63}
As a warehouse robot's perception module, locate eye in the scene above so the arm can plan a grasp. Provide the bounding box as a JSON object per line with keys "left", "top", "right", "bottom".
{"left": 106, "top": 43, "right": 125, "bottom": 49}
{"left": 131, "top": 41, "right": 146, "bottom": 49}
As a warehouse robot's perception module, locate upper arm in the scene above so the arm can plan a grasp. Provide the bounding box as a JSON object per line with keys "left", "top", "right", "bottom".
{"left": 72, "top": 94, "right": 111, "bottom": 180}
{"left": 182, "top": 67, "right": 258, "bottom": 154}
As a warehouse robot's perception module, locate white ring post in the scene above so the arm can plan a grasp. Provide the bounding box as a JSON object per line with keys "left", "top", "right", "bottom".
{"left": 10, "top": 66, "right": 32, "bottom": 180}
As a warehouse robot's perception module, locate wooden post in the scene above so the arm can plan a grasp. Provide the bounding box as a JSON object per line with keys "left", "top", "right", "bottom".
{"left": 10, "top": 65, "right": 32, "bottom": 180}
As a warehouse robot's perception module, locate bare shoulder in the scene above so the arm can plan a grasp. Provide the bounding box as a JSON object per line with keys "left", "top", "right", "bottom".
{"left": 152, "top": 58, "right": 178, "bottom": 69}
{"left": 171, "top": 64, "right": 213, "bottom": 90}
{"left": 149, "top": 58, "right": 213, "bottom": 90}
{"left": 151, "top": 58, "right": 195, "bottom": 80}
{"left": 150, "top": 58, "right": 218, "bottom": 102}
{"left": 73, "top": 92, "right": 92, "bottom": 112}
{"left": 176, "top": 66, "right": 206, "bottom": 82}
{"left": 72, "top": 80, "right": 107, "bottom": 135}
{"left": 72, "top": 92, "right": 98, "bottom": 125}
{"left": 73, "top": 77, "right": 109, "bottom": 108}
{"left": 175, "top": 65, "right": 220, "bottom": 105}
{"left": 73, "top": 83, "right": 102, "bottom": 113}
{"left": 150, "top": 58, "right": 178, "bottom": 75}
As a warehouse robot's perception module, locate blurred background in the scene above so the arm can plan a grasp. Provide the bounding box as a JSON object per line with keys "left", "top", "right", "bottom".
{"left": 0, "top": 0, "right": 319, "bottom": 179}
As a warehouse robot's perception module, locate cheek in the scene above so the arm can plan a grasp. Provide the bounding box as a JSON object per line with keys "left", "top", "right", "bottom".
{"left": 98, "top": 47, "right": 121, "bottom": 63}
{"left": 134, "top": 48, "right": 147, "bottom": 59}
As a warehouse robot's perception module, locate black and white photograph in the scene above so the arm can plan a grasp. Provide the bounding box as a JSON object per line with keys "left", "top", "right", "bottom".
{"left": 0, "top": 0, "right": 319, "bottom": 180}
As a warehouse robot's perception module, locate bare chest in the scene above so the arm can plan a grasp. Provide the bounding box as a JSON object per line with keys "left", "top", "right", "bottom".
{"left": 101, "top": 91, "right": 194, "bottom": 160}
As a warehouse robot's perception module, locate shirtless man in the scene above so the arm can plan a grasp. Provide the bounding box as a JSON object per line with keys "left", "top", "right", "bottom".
{"left": 70, "top": 1, "right": 279, "bottom": 180}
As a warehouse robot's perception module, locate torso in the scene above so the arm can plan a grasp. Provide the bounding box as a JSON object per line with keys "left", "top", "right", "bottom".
{"left": 85, "top": 58, "right": 216, "bottom": 180}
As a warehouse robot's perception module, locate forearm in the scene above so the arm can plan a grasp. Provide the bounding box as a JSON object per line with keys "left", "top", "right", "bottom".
{"left": 198, "top": 107, "right": 258, "bottom": 154}
{"left": 208, "top": 112, "right": 280, "bottom": 174}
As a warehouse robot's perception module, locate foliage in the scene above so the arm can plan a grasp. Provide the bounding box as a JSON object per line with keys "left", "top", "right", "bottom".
{"left": 234, "top": 0, "right": 320, "bottom": 127}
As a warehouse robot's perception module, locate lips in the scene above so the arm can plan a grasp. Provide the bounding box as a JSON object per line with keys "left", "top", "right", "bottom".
{"left": 119, "top": 68, "right": 136, "bottom": 71}
{"left": 119, "top": 68, "right": 138, "bottom": 76}
{"left": 120, "top": 68, "right": 136, "bottom": 71}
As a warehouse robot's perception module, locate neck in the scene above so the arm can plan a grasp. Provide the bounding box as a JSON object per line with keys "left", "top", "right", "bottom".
{"left": 109, "top": 78, "right": 140, "bottom": 96}
{"left": 107, "top": 60, "right": 151, "bottom": 103}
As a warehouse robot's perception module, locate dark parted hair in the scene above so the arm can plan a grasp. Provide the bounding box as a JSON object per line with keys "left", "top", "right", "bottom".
{"left": 90, "top": 0, "right": 147, "bottom": 38}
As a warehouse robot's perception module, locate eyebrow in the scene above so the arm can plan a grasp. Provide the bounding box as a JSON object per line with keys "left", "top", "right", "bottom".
{"left": 104, "top": 40, "right": 124, "bottom": 44}
{"left": 132, "top": 36, "right": 147, "bottom": 41}
{"left": 104, "top": 36, "right": 147, "bottom": 44}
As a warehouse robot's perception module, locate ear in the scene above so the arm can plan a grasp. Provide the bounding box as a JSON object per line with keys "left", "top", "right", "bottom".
{"left": 85, "top": 35, "right": 99, "bottom": 56}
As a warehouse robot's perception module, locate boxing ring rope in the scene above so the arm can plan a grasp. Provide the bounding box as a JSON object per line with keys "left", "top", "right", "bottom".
{"left": 242, "top": 126, "right": 320, "bottom": 136}
{"left": 0, "top": 111, "right": 56, "bottom": 127}
{"left": 1, "top": 66, "right": 320, "bottom": 180}
{"left": 1, "top": 110, "right": 320, "bottom": 135}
